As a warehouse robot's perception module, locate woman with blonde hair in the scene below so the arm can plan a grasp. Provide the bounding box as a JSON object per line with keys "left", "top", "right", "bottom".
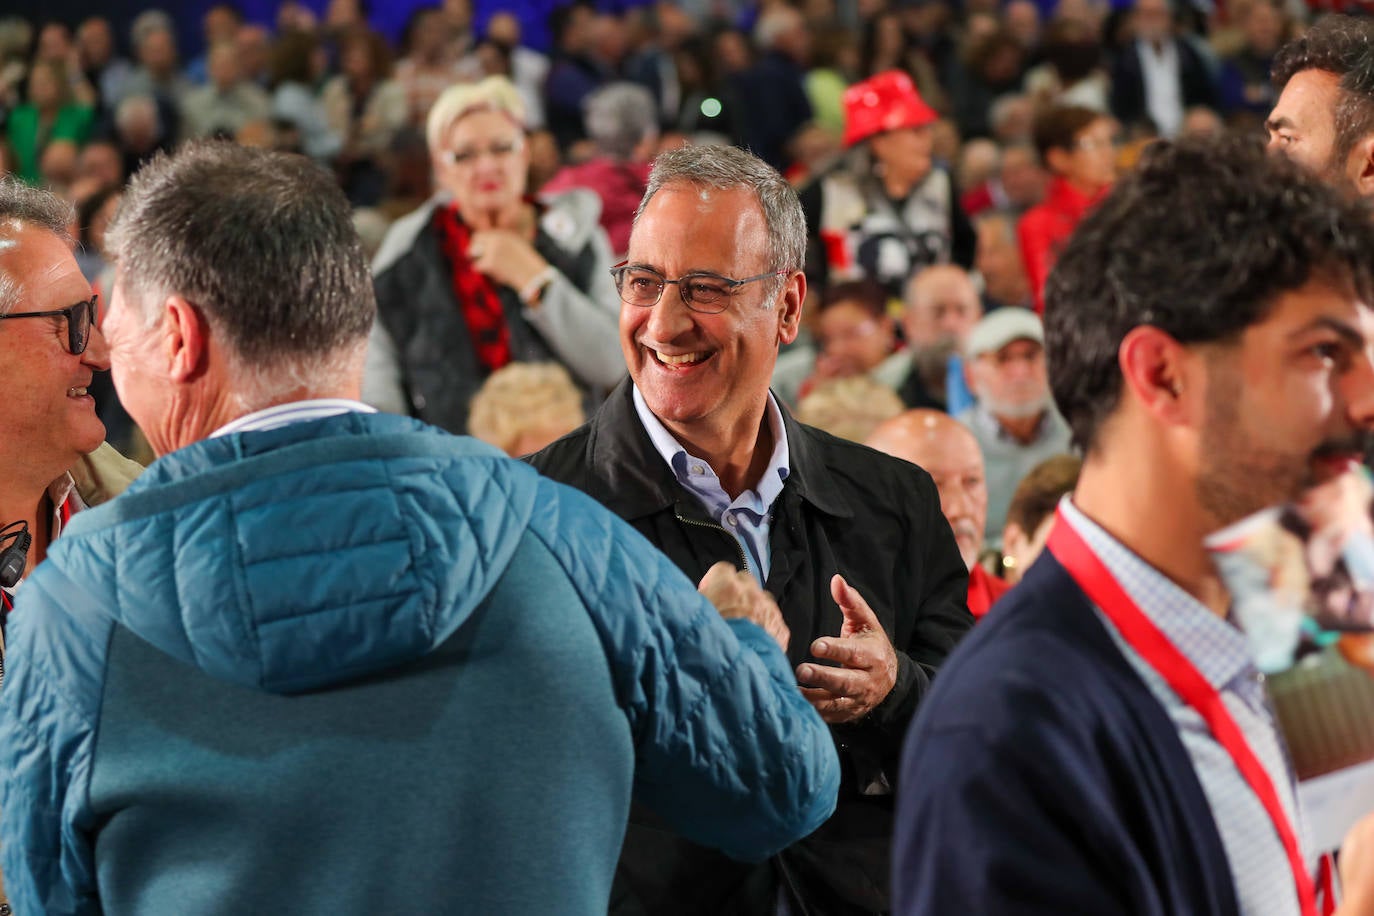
{"left": 364, "top": 75, "right": 624, "bottom": 434}
{"left": 468, "top": 362, "right": 586, "bottom": 456}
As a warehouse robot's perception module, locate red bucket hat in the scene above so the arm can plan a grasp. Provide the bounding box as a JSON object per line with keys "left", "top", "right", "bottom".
{"left": 842, "top": 70, "right": 938, "bottom": 148}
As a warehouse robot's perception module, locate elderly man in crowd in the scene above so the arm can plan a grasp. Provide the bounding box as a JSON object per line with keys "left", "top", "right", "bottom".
{"left": 542, "top": 81, "right": 659, "bottom": 258}
{"left": 895, "top": 134, "right": 1374, "bottom": 916}
{"left": 868, "top": 409, "right": 1011, "bottom": 619}
{"left": 0, "top": 179, "right": 139, "bottom": 675}
{"left": 958, "top": 307, "right": 1072, "bottom": 546}
{"left": 0, "top": 142, "right": 841, "bottom": 916}
{"left": 532, "top": 144, "right": 971, "bottom": 915}
{"left": 178, "top": 39, "right": 270, "bottom": 140}
{"left": 895, "top": 263, "right": 984, "bottom": 412}
{"left": 1268, "top": 15, "right": 1374, "bottom": 201}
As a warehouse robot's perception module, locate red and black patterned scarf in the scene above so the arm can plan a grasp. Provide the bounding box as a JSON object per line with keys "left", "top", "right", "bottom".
{"left": 432, "top": 204, "right": 512, "bottom": 373}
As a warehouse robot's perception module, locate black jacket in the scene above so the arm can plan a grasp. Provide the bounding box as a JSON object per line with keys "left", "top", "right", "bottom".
{"left": 529, "top": 380, "right": 972, "bottom": 916}
{"left": 895, "top": 549, "right": 1239, "bottom": 916}
{"left": 1110, "top": 37, "right": 1218, "bottom": 131}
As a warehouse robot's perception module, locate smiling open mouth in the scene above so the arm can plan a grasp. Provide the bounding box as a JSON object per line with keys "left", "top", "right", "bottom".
{"left": 67, "top": 387, "right": 89, "bottom": 398}
{"left": 653, "top": 350, "right": 709, "bottom": 368}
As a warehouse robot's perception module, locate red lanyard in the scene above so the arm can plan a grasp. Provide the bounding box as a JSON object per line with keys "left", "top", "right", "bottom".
{"left": 1046, "top": 509, "right": 1317, "bottom": 916}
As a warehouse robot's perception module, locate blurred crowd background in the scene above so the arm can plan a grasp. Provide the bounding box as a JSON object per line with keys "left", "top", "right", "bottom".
{"left": 0, "top": 0, "right": 1330, "bottom": 584}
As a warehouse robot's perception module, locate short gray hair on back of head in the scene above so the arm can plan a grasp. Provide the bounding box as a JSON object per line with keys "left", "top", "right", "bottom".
{"left": 635, "top": 144, "right": 806, "bottom": 293}
{"left": 585, "top": 82, "right": 658, "bottom": 160}
{"left": 0, "top": 176, "right": 74, "bottom": 315}
{"left": 130, "top": 9, "right": 174, "bottom": 50}
{"left": 753, "top": 7, "right": 802, "bottom": 51}
{"left": 105, "top": 141, "right": 375, "bottom": 375}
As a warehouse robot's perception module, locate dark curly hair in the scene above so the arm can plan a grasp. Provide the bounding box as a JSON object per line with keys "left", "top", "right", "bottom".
{"left": 1272, "top": 14, "right": 1374, "bottom": 163}
{"left": 1044, "top": 133, "right": 1374, "bottom": 454}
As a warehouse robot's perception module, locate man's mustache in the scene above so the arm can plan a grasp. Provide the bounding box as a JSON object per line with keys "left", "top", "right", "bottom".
{"left": 950, "top": 518, "right": 982, "bottom": 544}
{"left": 1315, "top": 432, "right": 1374, "bottom": 462}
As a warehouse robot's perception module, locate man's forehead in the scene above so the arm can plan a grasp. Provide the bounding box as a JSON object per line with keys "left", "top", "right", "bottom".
{"left": 0, "top": 227, "right": 84, "bottom": 297}
{"left": 991, "top": 337, "right": 1044, "bottom": 357}
{"left": 1270, "top": 69, "right": 1343, "bottom": 126}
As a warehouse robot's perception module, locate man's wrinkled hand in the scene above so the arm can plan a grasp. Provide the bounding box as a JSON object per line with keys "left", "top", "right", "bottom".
{"left": 796, "top": 574, "right": 897, "bottom": 724}
{"left": 698, "top": 561, "right": 790, "bottom": 652}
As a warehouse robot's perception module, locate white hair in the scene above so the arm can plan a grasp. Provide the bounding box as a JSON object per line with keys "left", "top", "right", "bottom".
{"left": 425, "top": 75, "right": 526, "bottom": 153}
{"left": 753, "top": 7, "right": 803, "bottom": 51}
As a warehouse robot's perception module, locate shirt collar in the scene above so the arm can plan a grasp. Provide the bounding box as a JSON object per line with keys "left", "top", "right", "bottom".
{"left": 630, "top": 384, "right": 791, "bottom": 506}
{"left": 210, "top": 399, "right": 377, "bottom": 439}
{"left": 2, "top": 473, "right": 84, "bottom": 596}
{"left": 1058, "top": 495, "right": 1256, "bottom": 693}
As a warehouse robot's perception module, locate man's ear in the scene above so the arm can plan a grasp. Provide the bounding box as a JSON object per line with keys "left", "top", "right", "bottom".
{"left": 778, "top": 270, "right": 806, "bottom": 346}
{"left": 1349, "top": 133, "right": 1374, "bottom": 199}
{"left": 163, "top": 296, "right": 212, "bottom": 384}
{"left": 1117, "top": 325, "right": 1196, "bottom": 426}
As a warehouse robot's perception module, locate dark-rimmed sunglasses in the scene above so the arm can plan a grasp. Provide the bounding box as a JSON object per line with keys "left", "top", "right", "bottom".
{"left": 610, "top": 262, "right": 788, "bottom": 315}
{"left": 0, "top": 294, "right": 97, "bottom": 355}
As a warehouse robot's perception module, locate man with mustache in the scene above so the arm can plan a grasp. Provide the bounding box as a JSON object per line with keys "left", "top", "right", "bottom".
{"left": 867, "top": 409, "right": 1011, "bottom": 618}
{"left": 894, "top": 264, "right": 982, "bottom": 412}
{"left": 893, "top": 135, "right": 1374, "bottom": 915}
{"left": 957, "top": 307, "right": 1072, "bottom": 547}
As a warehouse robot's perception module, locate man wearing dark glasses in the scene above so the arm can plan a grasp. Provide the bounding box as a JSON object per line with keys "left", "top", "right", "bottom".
{"left": 532, "top": 144, "right": 972, "bottom": 915}
{"left": 0, "top": 180, "right": 137, "bottom": 672}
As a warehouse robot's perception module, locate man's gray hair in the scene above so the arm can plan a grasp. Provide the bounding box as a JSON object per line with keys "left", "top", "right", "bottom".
{"left": 635, "top": 145, "right": 806, "bottom": 290}
{"left": 130, "top": 9, "right": 174, "bottom": 51}
{"left": 753, "top": 7, "right": 802, "bottom": 52}
{"left": 106, "top": 141, "right": 375, "bottom": 376}
{"left": 0, "top": 177, "right": 74, "bottom": 315}
{"left": 115, "top": 94, "right": 160, "bottom": 133}
{"left": 585, "top": 82, "right": 658, "bottom": 161}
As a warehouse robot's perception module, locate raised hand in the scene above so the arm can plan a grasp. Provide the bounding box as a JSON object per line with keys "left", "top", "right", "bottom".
{"left": 796, "top": 574, "right": 898, "bottom": 724}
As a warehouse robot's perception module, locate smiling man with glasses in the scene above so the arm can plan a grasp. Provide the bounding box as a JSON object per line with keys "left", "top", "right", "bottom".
{"left": 0, "top": 180, "right": 138, "bottom": 689}
{"left": 532, "top": 144, "right": 972, "bottom": 916}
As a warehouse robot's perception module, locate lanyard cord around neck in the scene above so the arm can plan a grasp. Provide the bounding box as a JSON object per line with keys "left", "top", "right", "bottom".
{"left": 1046, "top": 509, "right": 1316, "bottom": 916}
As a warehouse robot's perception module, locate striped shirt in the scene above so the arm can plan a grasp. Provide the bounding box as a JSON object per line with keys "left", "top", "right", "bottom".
{"left": 1059, "top": 497, "right": 1305, "bottom": 916}
{"left": 632, "top": 385, "right": 789, "bottom": 587}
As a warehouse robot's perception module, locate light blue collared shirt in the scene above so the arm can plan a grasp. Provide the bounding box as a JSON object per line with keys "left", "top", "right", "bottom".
{"left": 210, "top": 399, "right": 377, "bottom": 438}
{"left": 632, "top": 385, "right": 790, "bottom": 586}
{"left": 1059, "top": 497, "right": 1305, "bottom": 916}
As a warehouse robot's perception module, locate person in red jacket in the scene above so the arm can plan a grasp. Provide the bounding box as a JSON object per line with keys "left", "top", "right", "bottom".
{"left": 1017, "top": 105, "right": 1117, "bottom": 313}
{"left": 867, "top": 409, "right": 1011, "bottom": 618}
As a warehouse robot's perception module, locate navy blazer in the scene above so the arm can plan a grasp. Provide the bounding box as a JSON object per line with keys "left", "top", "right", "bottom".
{"left": 892, "top": 548, "right": 1242, "bottom": 915}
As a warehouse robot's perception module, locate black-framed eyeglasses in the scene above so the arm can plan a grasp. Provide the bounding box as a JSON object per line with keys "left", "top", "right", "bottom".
{"left": 0, "top": 294, "right": 97, "bottom": 355}
{"left": 610, "top": 262, "right": 788, "bottom": 314}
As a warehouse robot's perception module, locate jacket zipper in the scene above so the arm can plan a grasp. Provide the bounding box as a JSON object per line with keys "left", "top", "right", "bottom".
{"left": 673, "top": 505, "right": 751, "bottom": 575}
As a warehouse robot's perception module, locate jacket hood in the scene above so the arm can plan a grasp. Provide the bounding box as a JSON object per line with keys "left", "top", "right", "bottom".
{"left": 49, "top": 413, "right": 540, "bottom": 695}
